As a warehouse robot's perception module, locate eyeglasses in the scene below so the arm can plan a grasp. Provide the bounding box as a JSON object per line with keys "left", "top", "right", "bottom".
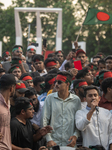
{"left": 16, "top": 50, "right": 23, "bottom": 54}
{"left": 54, "top": 80, "right": 63, "bottom": 85}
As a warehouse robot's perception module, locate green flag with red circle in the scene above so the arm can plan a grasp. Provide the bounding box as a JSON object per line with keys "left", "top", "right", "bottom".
{"left": 83, "top": 8, "right": 112, "bottom": 25}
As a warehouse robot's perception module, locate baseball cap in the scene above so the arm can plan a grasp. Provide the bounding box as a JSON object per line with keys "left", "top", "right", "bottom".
{"left": 16, "top": 80, "right": 29, "bottom": 93}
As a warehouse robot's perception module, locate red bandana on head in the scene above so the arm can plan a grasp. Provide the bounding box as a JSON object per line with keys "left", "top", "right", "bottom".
{"left": 36, "top": 59, "right": 39, "bottom": 62}
{"left": 79, "top": 82, "right": 88, "bottom": 87}
{"left": 46, "top": 61, "right": 56, "bottom": 67}
{"left": 56, "top": 74, "right": 67, "bottom": 82}
{"left": 58, "top": 51, "right": 62, "bottom": 53}
{"left": 22, "top": 76, "right": 33, "bottom": 81}
{"left": 104, "top": 72, "right": 112, "bottom": 79}
{"left": 48, "top": 78, "right": 55, "bottom": 85}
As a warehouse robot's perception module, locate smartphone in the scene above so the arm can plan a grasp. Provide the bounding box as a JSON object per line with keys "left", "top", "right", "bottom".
{"left": 52, "top": 145, "right": 60, "bottom": 150}
{"left": 31, "top": 43, "right": 39, "bottom": 47}
{"left": 74, "top": 60, "right": 82, "bottom": 70}
{"left": 43, "top": 39, "right": 47, "bottom": 47}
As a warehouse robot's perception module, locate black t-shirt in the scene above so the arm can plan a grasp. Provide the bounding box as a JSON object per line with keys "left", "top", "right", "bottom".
{"left": 10, "top": 117, "right": 33, "bottom": 149}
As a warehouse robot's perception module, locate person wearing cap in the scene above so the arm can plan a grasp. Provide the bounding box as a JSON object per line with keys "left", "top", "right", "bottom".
{"left": 10, "top": 80, "right": 29, "bottom": 119}
{"left": 2, "top": 51, "right": 11, "bottom": 62}
{"left": 8, "top": 64, "right": 22, "bottom": 80}
{"left": 99, "top": 78, "right": 112, "bottom": 111}
{"left": 44, "top": 58, "right": 57, "bottom": 72}
{"left": 76, "top": 49, "right": 87, "bottom": 68}
{"left": 32, "top": 54, "right": 47, "bottom": 76}
{"left": 0, "top": 74, "right": 16, "bottom": 150}
{"left": 75, "top": 85, "right": 112, "bottom": 150}
{"left": 10, "top": 97, "right": 53, "bottom": 150}
{"left": 42, "top": 71, "right": 81, "bottom": 148}
{"left": 26, "top": 45, "right": 36, "bottom": 70}
{"left": 73, "top": 79, "right": 88, "bottom": 109}
{"left": 0, "top": 68, "right": 5, "bottom": 78}
{"left": 105, "top": 55, "right": 112, "bottom": 71}
{"left": 55, "top": 50, "right": 64, "bottom": 65}
{"left": 76, "top": 67, "right": 94, "bottom": 86}
{"left": 20, "top": 73, "right": 34, "bottom": 87}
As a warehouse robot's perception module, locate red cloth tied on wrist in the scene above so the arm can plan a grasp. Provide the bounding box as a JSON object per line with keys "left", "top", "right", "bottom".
{"left": 48, "top": 78, "right": 55, "bottom": 85}
{"left": 56, "top": 74, "right": 67, "bottom": 82}
{"left": 22, "top": 76, "right": 33, "bottom": 81}
{"left": 16, "top": 83, "right": 26, "bottom": 89}
{"left": 79, "top": 82, "right": 88, "bottom": 87}
{"left": 104, "top": 72, "right": 112, "bottom": 79}
{"left": 46, "top": 61, "right": 56, "bottom": 67}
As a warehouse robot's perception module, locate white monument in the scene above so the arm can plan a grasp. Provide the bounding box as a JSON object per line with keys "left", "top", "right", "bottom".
{"left": 14, "top": 7, "right": 62, "bottom": 54}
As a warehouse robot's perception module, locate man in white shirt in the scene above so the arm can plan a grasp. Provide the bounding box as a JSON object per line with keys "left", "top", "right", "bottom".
{"left": 75, "top": 85, "right": 112, "bottom": 150}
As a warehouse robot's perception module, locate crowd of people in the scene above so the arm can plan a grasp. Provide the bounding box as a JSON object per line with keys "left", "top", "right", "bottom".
{"left": 0, "top": 41, "right": 112, "bottom": 150}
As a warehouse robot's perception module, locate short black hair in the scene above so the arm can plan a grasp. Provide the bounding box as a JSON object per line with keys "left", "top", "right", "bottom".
{"left": 101, "top": 77, "right": 112, "bottom": 94}
{"left": 33, "top": 76, "right": 45, "bottom": 86}
{"left": 48, "top": 53, "right": 55, "bottom": 58}
{"left": 93, "top": 55, "right": 101, "bottom": 59}
{"left": 65, "top": 61, "right": 70, "bottom": 70}
{"left": 0, "top": 68, "right": 5, "bottom": 73}
{"left": 76, "top": 67, "right": 90, "bottom": 79}
{"left": 98, "top": 59, "right": 105, "bottom": 66}
{"left": 84, "top": 85, "right": 99, "bottom": 97}
{"left": 30, "top": 71, "right": 40, "bottom": 79}
{"left": 32, "top": 54, "right": 44, "bottom": 62}
{"left": 15, "top": 97, "right": 31, "bottom": 115}
{"left": 20, "top": 73, "right": 32, "bottom": 80}
{"left": 48, "top": 68, "right": 59, "bottom": 74}
{"left": 105, "top": 55, "right": 112, "bottom": 61}
{"left": 25, "top": 87, "right": 37, "bottom": 97}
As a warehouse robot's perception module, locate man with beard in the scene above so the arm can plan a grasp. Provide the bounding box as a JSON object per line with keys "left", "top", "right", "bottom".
{"left": 26, "top": 45, "right": 36, "bottom": 70}
{"left": 0, "top": 74, "right": 16, "bottom": 150}
{"left": 25, "top": 87, "right": 42, "bottom": 129}
{"left": 11, "top": 97, "right": 53, "bottom": 150}
{"left": 55, "top": 50, "right": 64, "bottom": 65}
{"left": 42, "top": 71, "right": 81, "bottom": 148}
{"left": 10, "top": 80, "right": 29, "bottom": 119}
{"left": 73, "top": 79, "right": 88, "bottom": 109}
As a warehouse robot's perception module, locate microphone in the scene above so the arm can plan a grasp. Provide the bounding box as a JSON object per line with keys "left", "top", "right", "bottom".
{"left": 95, "top": 106, "right": 99, "bottom": 112}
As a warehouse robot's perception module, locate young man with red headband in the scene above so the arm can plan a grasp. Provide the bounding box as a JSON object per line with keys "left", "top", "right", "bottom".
{"left": 55, "top": 50, "right": 64, "bottom": 65}
{"left": 20, "top": 73, "right": 34, "bottom": 87}
{"left": 73, "top": 79, "right": 88, "bottom": 109}
{"left": 10, "top": 80, "right": 29, "bottom": 119}
{"left": 44, "top": 58, "right": 57, "bottom": 72}
{"left": 38, "top": 74, "right": 56, "bottom": 107}
{"left": 42, "top": 71, "right": 81, "bottom": 148}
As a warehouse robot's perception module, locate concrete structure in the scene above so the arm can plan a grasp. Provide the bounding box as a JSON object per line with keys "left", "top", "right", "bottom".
{"left": 14, "top": 7, "right": 62, "bottom": 54}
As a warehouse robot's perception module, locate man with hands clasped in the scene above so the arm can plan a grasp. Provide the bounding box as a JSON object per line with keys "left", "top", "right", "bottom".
{"left": 75, "top": 85, "right": 112, "bottom": 150}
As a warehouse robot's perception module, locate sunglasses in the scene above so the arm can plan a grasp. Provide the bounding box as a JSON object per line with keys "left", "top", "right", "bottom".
{"left": 54, "top": 80, "right": 63, "bottom": 85}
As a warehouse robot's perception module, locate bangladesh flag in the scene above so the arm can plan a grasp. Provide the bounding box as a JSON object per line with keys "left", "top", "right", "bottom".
{"left": 83, "top": 8, "right": 112, "bottom": 25}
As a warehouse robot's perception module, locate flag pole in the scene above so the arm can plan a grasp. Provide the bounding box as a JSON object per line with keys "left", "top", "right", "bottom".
{"left": 75, "top": 9, "right": 89, "bottom": 42}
